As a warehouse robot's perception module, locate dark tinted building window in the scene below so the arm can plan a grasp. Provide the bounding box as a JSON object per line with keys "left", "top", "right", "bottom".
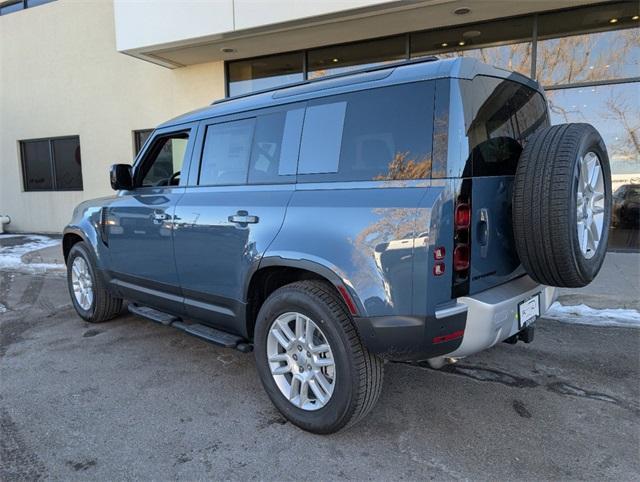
{"left": 298, "top": 82, "right": 435, "bottom": 182}
{"left": 308, "top": 36, "right": 406, "bottom": 79}
{"left": 199, "top": 119, "right": 255, "bottom": 185}
{"left": 228, "top": 53, "right": 303, "bottom": 97}
{"left": 20, "top": 136, "right": 82, "bottom": 191}
{"left": 134, "top": 129, "right": 153, "bottom": 155}
{"left": 52, "top": 137, "right": 83, "bottom": 190}
{"left": 248, "top": 108, "right": 304, "bottom": 184}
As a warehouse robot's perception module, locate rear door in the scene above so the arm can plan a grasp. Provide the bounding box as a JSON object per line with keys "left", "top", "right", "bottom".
{"left": 172, "top": 105, "right": 304, "bottom": 334}
{"left": 460, "top": 76, "right": 550, "bottom": 294}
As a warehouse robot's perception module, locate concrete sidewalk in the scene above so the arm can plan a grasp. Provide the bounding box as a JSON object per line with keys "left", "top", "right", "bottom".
{"left": 557, "top": 252, "right": 640, "bottom": 311}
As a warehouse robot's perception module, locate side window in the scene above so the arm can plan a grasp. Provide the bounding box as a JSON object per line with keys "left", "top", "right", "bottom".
{"left": 140, "top": 132, "right": 189, "bottom": 187}
{"left": 199, "top": 119, "right": 255, "bottom": 186}
{"left": 298, "top": 82, "right": 435, "bottom": 182}
{"left": 248, "top": 108, "right": 304, "bottom": 184}
{"left": 298, "top": 102, "right": 347, "bottom": 175}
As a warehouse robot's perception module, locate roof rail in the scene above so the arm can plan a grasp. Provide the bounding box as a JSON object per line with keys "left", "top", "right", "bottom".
{"left": 212, "top": 55, "right": 439, "bottom": 105}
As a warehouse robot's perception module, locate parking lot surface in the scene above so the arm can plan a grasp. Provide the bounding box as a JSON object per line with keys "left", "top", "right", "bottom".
{"left": 1, "top": 253, "right": 639, "bottom": 480}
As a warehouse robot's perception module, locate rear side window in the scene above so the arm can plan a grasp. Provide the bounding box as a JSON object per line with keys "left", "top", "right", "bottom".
{"left": 298, "top": 82, "right": 435, "bottom": 182}
{"left": 199, "top": 119, "right": 255, "bottom": 186}
{"left": 248, "top": 108, "right": 304, "bottom": 183}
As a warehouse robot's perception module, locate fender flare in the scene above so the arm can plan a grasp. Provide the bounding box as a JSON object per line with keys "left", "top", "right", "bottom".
{"left": 252, "top": 255, "right": 364, "bottom": 316}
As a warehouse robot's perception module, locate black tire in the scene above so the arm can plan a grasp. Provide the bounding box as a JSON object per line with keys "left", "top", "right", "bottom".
{"left": 513, "top": 123, "right": 612, "bottom": 287}
{"left": 254, "top": 280, "right": 383, "bottom": 434}
{"left": 67, "top": 242, "right": 123, "bottom": 323}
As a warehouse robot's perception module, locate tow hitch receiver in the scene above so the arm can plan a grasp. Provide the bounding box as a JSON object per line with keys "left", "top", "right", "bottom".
{"left": 503, "top": 325, "right": 535, "bottom": 345}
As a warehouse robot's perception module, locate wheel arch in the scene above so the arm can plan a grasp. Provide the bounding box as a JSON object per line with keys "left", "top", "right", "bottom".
{"left": 62, "top": 231, "right": 85, "bottom": 263}
{"left": 245, "top": 257, "right": 362, "bottom": 340}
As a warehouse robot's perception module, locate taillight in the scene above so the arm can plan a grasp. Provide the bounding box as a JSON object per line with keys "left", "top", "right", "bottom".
{"left": 433, "top": 262, "right": 445, "bottom": 276}
{"left": 455, "top": 203, "right": 471, "bottom": 228}
{"left": 434, "top": 246, "right": 446, "bottom": 260}
{"left": 452, "top": 181, "right": 472, "bottom": 298}
{"left": 453, "top": 245, "right": 470, "bottom": 271}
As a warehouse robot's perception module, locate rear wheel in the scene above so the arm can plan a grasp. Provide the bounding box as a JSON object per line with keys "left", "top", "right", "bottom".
{"left": 254, "top": 280, "right": 383, "bottom": 434}
{"left": 67, "top": 242, "right": 123, "bottom": 322}
{"left": 513, "top": 123, "right": 612, "bottom": 287}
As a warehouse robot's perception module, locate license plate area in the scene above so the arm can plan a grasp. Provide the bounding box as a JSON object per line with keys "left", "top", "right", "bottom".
{"left": 518, "top": 293, "right": 540, "bottom": 329}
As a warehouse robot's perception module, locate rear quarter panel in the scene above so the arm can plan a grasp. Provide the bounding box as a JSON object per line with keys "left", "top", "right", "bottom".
{"left": 266, "top": 181, "right": 450, "bottom": 317}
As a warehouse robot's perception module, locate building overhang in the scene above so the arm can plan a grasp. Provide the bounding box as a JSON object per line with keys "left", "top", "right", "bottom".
{"left": 114, "top": 0, "right": 603, "bottom": 68}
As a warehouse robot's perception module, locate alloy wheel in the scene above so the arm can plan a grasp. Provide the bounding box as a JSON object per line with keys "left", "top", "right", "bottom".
{"left": 266, "top": 312, "right": 336, "bottom": 411}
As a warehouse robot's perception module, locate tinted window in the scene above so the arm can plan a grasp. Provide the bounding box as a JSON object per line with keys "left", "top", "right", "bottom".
{"left": 141, "top": 133, "right": 189, "bottom": 187}
{"left": 298, "top": 102, "right": 346, "bottom": 175}
{"left": 134, "top": 129, "right": 153, "bottom": 155}
{"left": 52, "top": 137, "right": 83, "bottom": 190}
{"left": 199, "top": 119, "right": 255, "bottom": 186}
{"left": 461, "top": 76, "right": 549, "bottom": 177}
{"left": 308, "top": 36, "right": 406, "bottom": 79}
{"left": 21, "top": 140, "right": 53, "bottom": 191}
{"left": 20, "top": 136, "right": 82, "bottom": 191}
{"left": 248, "top": 108, "right": 303, "bottom": 184}
{"left": 228, "top": 53, "right": 304, "bottom": 97}
{"left": 298, "top": 82, "right": 435, "bottom": 182}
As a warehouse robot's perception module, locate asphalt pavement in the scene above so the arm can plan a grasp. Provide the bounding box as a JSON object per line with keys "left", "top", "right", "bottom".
{"left": 1, "top": 239, "right": 639, "bottom": 480}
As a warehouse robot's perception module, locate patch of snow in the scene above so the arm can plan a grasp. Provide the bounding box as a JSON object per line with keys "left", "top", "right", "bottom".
{"left": 545, "top": 302, "right": 640, "bottom": 328}
{"left": 0, "top": 303, "right": 6, "bottom": 313}
{"left": 0, "top": 235, "right": 62, "bottom": 272}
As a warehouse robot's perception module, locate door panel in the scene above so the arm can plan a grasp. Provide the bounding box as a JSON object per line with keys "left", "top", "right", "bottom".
{"left": 106, "top": 124, "right": 197, "bottom": 312}
{"left": 469, "top": 176, "right": 523, "bottom": 294}
{"left": 173, "top": 185, "right": 294, "bottom": 333}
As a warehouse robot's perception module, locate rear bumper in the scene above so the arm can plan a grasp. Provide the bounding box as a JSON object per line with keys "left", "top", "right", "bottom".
{"left": 444, "top": 275, "right": 556, "bottom": 359}
{"left": 354, "top": 275, "right": 556, "bottom": 362}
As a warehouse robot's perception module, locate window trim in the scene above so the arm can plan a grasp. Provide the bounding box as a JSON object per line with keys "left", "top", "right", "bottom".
{"left": 19, "top": 135, "right": 83, "bottom": 192}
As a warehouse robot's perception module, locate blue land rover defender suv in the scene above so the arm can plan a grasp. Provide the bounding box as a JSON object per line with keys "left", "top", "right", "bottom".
{"left": 64, "top": 58, "right": 611, "bottom": 433}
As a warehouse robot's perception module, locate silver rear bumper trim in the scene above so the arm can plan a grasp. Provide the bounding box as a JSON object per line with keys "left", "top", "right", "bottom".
{"left": 435, "top": 303, "right": 468, "bottom": 319}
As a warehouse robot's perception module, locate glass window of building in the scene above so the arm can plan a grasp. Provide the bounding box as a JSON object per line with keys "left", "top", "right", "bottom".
{"left": 228, "top": 52, "right": 303, "bottom": 97}
{"left": 536, "top": 1, "right": 640, "bottom": 86}
{"left": 133, "top": 129, "right": 153, "bottom": 155}
{"left": 307, "top": 36, "right": 406, "bottom": 79}
{"left": 410, "top": 16, "right": 534, "bottom": 76}
{"left": 20, "top": 136, "right": 83, "bottom": 191}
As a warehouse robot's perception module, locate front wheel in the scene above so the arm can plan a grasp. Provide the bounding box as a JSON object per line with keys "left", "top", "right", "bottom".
{"left": 67, "top": 241, "right": 123, "bottom": 323}
{"left": 254, "top": 281, "right": 383, "bottom": 434}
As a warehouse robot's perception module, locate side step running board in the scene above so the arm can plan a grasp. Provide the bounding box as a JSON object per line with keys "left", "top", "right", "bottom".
{"left": 128, "top": 304, "right": 252, "bottom": 352}
{"left": 128, "top": 304, "right": 178, "bottom": 325}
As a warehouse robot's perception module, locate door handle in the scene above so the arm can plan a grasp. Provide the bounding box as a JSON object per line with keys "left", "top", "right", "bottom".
{"left": 477, "top": 208, "right": 490, "bottom": 257}
{"left": 228, "top": 210, "right": 259, "bottom": 226}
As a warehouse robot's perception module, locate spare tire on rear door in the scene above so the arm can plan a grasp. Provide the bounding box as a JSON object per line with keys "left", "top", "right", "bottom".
{"left": 512, "top": 123, "right": 612, "bottom": 288}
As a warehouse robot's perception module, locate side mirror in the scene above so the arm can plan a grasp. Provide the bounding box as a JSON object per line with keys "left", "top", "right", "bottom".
{"left": 110, "top": 164, "right": 133, "bottom": 190}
